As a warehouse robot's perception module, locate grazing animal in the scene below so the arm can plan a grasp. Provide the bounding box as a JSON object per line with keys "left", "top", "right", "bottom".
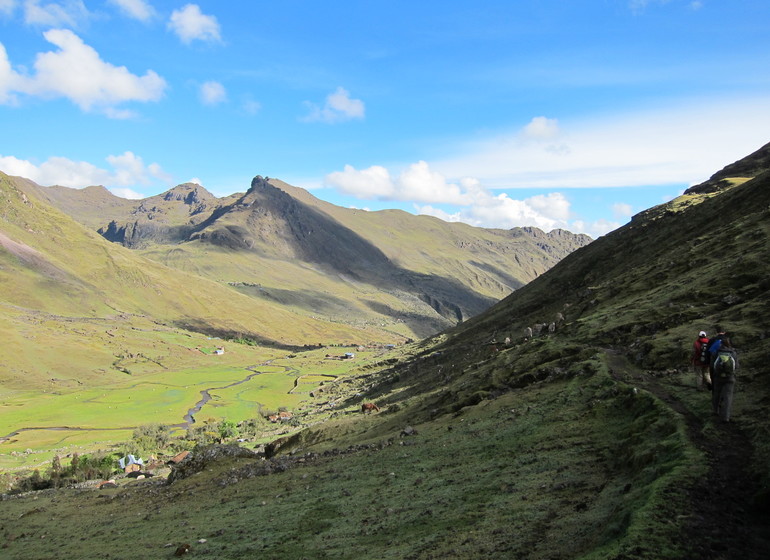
{"left": 361, "top": 402, "right": 380, "bottom": 413}
{"left": 174, "top": 543, "right": 191, "bottom": 556}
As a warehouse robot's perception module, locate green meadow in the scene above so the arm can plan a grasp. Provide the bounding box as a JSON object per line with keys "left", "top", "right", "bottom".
{"left": 0, "top": 345, "right": 385, "bottom": 471}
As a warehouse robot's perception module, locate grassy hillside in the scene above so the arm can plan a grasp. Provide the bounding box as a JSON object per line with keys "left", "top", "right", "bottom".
{"left": 2, "top": 143, "right": 769, "bottom": 559}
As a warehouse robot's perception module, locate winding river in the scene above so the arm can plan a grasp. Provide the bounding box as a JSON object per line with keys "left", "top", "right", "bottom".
{"left": 0, "top": 362, "right": 285, "bottom": 444}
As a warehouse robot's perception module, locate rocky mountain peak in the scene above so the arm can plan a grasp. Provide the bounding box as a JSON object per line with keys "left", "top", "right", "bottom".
{"left": 162, "top": 183, "right": 214, "bottom": 206}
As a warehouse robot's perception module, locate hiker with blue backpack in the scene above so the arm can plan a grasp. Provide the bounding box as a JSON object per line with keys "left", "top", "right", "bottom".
{"left": 710, "top": 335, "right": 739, "bottom": 422}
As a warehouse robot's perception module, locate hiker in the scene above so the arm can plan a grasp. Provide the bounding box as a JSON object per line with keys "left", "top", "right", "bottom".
{"left": 706, "top": 326, "right": 728, "bottom": 381}
{"left": 691, "top": 330, "right": 712, "bottom": 390}
{"left": 711, "top": 338, "right": 738, "bottom": 422}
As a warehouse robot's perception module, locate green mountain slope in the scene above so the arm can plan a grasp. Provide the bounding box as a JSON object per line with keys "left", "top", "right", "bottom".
{"left": 0, "top": 172, "right": 397, "bottom": 391}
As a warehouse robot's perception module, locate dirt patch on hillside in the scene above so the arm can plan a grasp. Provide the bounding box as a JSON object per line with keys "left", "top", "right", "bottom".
{"left": 606, "top": 350, "right": 770, "bottom": 559}
{"left": 0, "top": 231, "right": 71, "bottom": 281}
{"left": 0, "top": 231, "right": 40, "bottom": 261}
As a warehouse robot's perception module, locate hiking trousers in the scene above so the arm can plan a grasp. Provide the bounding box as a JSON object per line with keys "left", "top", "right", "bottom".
{"left": 712, "top": 375, "right": 735, "bottom": 422}
{"left": 693, "top": 364, "right": 711, "bottom": 390}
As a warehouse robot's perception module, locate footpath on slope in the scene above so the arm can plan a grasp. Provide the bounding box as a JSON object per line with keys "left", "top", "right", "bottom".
{"left": 605, "top": 350, "right": 770, "bottom": 560}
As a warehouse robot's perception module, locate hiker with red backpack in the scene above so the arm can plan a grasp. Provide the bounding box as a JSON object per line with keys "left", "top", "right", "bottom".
{"left": 691, "top": 330, "right": 712, "bottom": 390}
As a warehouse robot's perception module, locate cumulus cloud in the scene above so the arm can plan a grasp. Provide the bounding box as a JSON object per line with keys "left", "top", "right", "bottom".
{"left": 199, "top": 80, "right": 226, "bottom": 105}
{"left": 0, "top": 42, "right": 20, "bottom": 104}
{"left": 414, "top": 191, "right": 572, "bottom": 233}
{"left": 23, "top": 0, "right": 90, "bottom": 27}
{"left": 168, "top": 4, "right": 221, "bottom": 44}
{"left": 301, "top": 87, "right": 365, "bottom": 123}
{"left": 326, "top": 164, "right": 394, "bottom": 199}
{"left": 523, "top": 116, "right": 561, "bottom": 140}
{"left": 326, "top": 161, "right": 470, "bottom": 204}
{"left": 0, "top": 151, "right": 172, "bottom": 197}
{"left": 108, "top": 0, "right": 156, "bottom": 22}
{"left": 0, "top": 29, "right": 166, "bottom": 115}
{"left": 325, "top": 160, "right": 573, "bottom": 232}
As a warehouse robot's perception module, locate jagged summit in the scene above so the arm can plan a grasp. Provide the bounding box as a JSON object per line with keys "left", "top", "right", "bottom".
{"left": 162, "top": 182, "right": 216, "bottom": 206}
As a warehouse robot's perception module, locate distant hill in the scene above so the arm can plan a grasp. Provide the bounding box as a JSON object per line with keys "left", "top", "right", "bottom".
{"left": 31, "top": 174, "right": 591, "bottom": 336}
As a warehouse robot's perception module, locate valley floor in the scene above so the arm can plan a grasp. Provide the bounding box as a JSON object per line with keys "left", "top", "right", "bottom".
{"left": 1, "top": 351, "right": 768, "bottom": 559}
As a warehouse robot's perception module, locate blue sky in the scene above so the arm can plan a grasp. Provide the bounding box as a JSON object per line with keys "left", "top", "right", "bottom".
{"left": 1, "top": 1, "right": 769, "bottom": 237}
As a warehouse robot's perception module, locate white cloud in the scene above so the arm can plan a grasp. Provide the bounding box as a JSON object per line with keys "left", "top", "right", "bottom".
{"left": 0, "top": 29, "right": 166, "bottom": 115}
{"left": 106, "top": 151, "right": 171, "bottom": 186}
{"left": 0, "top": 151, "right": 172, "bottom": 197}
{"left": 0, "top": 0, "right": 16, "bottom": 17}
{"left": 0, "top": 42, "right": 20, "bottom": 104}
{"left": 108, "top": 0, "right": 155, "bottom": 22}
{"left": 612, "top": 202, "right": 634, "bottom": 218}
{"left": 325, "top": 94, "right": 770, "bottom": 237}
{"left": 326, "top": 164, "right": 394, "bottom": 198}
{"left": 526, "top": 192, "right": 571, "bottom": 221}
{"left": 325, "top": 161, "right": 469, "bottom": 203}
{"left": 23, "top": 0, "right": 89, "bottom": 27}
{"left": 0, "top": 154, "right": 42, "bottom": 178}
{"left": 168, "top": 4, "right": 221, "bottom": 44}
{"left": 523, "top": 116, "right": 560, "bottom": 140}
{"left": 199, "top": 80, "right": 226, "bottom": 105}
{"left": 301, "top": 87, "right": 365, "bottom": 123}
{"left": 397, "top": 161, "right": 470, "bottom": 204}
{"left": 414, "top": 190, "right": 571, "bottom": 233}
{"left": 431, "top": 95, "right": 770, "bottom": 191}
{"left": 326, "top": 160, "right": 573, "bottom": 232}
{"left": 109, "top": 187, "right": 143, "bottom": 199}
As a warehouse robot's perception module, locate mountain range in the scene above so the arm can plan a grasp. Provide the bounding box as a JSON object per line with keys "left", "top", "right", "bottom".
{"left": 8, "top": 172, "right": 590, "bottom": 341}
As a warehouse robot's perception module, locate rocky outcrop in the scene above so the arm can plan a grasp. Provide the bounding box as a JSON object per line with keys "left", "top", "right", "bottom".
{"left": 166, "top": 444, "right": 258, "bottom": 484}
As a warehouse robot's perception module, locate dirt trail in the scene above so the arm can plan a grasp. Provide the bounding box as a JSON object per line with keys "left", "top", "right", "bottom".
{"left": 605, "top": 350, "right": 770, "bottom": 559}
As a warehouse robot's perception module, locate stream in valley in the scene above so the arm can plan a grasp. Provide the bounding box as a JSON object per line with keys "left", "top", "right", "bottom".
{"left": 0, "top": 362, "right": 285, "bottom": 445}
